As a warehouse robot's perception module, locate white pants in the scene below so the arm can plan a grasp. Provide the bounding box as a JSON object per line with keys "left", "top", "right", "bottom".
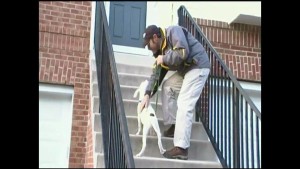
{"left": 161, "top": 68, "right": 210, "bottom": 149}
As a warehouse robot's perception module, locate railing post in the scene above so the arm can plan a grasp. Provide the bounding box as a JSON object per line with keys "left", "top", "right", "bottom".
{"left": 233, "top": 87, "right": 240, "bottom": 168}
{"left": 95, "top": 2, "right": 110, "bottom": 166}
{"left": 195, "top": 99, "right": 200, "bottom": 122}
{"left": 94, "top": 2, "right": 135, "bottom": 168}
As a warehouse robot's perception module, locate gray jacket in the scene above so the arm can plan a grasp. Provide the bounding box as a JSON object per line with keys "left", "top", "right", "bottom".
{"left": 145, "top": 25, "right": 211, "bottom": 97}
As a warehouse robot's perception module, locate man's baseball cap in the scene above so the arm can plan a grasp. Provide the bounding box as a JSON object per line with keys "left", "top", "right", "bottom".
{"left": 142, "top": 25, "right": 160, "bottom": 47}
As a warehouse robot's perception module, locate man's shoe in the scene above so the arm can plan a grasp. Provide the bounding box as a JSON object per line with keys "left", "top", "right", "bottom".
{"left": 163, "top": 124, "right": 175, "bottom": 137}
{"left": 163, "top": 146, "right": 188, "bottom": 160}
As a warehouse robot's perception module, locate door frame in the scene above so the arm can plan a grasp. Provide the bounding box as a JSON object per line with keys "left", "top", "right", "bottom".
{"left": 104, "top": 2, "right": 150, "bottom": 56}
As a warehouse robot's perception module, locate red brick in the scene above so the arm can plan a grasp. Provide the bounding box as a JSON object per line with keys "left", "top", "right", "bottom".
{"left": 52, "top": 1, "right": 64, "bottom": 7}
{"left": 76, "top": 5, "right": 88, "bottom": 11}
{"left": 247, "top": 52, "right": 258, "bottom": 57}
{"left": 231, "top": 45, "right": 252, "bottom": 52}
{"left": 64, "top": 3, "right": 76, "bottom": 9}
{"left": 253, "top": 48, "right": 261, "bottom": 53}
{"left": 243, "top": 64, "right": 248, "bottom": 79}
{"left": 50, "top": 11, "right": 61, "bottom": 17}
{"left": 229, "top": 30, "right": 232, "bottom": 44}
{"left": 217, "top": 29, "right": 221, "bottom": 42}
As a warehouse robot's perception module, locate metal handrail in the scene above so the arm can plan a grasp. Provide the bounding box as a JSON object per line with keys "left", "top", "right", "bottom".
{"left": 94, "top": 2, "right": 135, "bottom": 168}
{"left": 178, "top": 5, "right": 261, "bottom": 168}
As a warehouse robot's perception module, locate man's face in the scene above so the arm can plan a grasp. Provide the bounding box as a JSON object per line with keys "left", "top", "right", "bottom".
{"left": 147, "top": 34, "right": 160, "bottom": 54}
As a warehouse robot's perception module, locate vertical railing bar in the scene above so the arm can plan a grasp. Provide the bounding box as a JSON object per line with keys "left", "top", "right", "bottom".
{"left": 213, "top": 56, "right": 217, "bottom": 140}
{"left": 208, "top": 49, "right": 212, "bottom": 131}
{"left": 240, "top": 95, "right": 244, "bottom": 168}
{"left": 256, "top": 116, "right": 261, "bottom": 168}
{"left": 228, "top": 81, "right": 232, "bottom": 168}
{"left": 245, "top": 102, "right": 249, "bottom": 168}
{"left": 224, "top": 72, "right": 228, "bottom": 163}
{"left": 251, "top": 109, "right": 254, "bottom": 168}
{"left": 220, "top": 66, "right": 224, "bottom": 157}
{"left": 216, "top": 60, "right": 220, "bottom": 150}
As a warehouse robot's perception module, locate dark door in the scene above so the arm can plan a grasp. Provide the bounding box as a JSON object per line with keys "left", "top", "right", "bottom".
{"left": 109, "top": 2, "right": 147, "bottom": 48}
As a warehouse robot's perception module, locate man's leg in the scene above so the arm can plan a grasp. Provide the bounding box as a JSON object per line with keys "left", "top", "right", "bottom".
{"left": 163, "top": 68, "right": 210, "bottom": 160}
{"left": 161, "top": 72, "right": 183, "bottom": 125}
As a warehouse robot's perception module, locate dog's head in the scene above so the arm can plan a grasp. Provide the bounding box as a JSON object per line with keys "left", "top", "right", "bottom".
{"left": 133, "top": 80, "right": 149, "bottom": 100}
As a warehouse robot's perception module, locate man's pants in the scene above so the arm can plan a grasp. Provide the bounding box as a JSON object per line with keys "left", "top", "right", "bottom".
{"left": 161, "top": 68, "right": 210, "bottom": 149}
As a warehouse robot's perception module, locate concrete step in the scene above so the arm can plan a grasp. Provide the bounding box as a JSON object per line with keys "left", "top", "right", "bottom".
{"left": 92, "top": 83, "right": 162, "bottom": 103}
{"left": 114, "top": 51, "right": 156, "bottom": 67}
{"left": 92, "top": 82, "right": 99, "bottom": 97}
{"left": 95, "top": 132, "right": 219, "bottom": 161}
{"left": 93, "top": 113, "right": 101, "bottom": 132}
{"left": 118, "top": 99, "right": 163, "bottom": 119}
{"left": 116, "top": 63, "right": 153, "bottom": 75}
{"left": 92, "top": 71, "right": 152, "bottom": 87}
{"left": 94, "top": 114, "right": 209, "bottom": 140}
{"left": 126, "top": 116, "right": 209, "bottom": 141}
{"left": 92, "top": 69, "right": 175, "bottom": 88}
{"left": 93, "top": 97, "right": 197, "bottom": 122}
{"left": 96, "top": 153, "right": 222, "bottom": 168}
{"left": 92, "top": 58, "right": 153, "bottom": 75}
{"left": 91, "top": 70, "right": 98, "bottom": 84}
{"left": 121, "top": 84, "right": 162, "bottom": 103}
{"left": 91, "top": 59, "right": 222, "bottom": 168}
{"left": 93, "top": 96, "right": 163, "bottom": 119}
{"left": 92, "top": 56, "right": 177, "bottom": 84}
{"left": 117, "top": 71, "right": 176, "bottom": 87}
{"left": 118, "top": 72, "right": 150, "bottom": 86}
{"left": 122, "top": 99, "right": 196, "bottom": 120}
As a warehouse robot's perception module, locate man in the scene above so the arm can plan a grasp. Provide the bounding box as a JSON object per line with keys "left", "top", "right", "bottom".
{"left": 140, "top": 25, "right": 210, "bottom": 160}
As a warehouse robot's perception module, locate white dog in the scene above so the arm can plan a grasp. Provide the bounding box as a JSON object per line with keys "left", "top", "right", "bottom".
{"left": 133, "top": 79, "right": 166, "bottom": 157}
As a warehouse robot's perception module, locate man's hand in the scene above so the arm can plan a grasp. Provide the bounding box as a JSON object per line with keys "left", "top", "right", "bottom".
{"left": 140, "top": 94, "right": 150, "bottom": 112}
{"left": 156, "top": 55, "right": 164, "bottom": 65}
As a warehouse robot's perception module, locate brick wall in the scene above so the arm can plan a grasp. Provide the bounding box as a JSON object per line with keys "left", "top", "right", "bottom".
{"left": 195, "top": 18, "right": 261, "bottom": 82}
{"left": 39, "top": 1, "right": 93, "bottom": 168}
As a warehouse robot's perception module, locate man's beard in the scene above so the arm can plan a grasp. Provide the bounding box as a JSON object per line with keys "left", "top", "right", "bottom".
{"left": 153, "top": 49, "right": 162, "bottom": 58}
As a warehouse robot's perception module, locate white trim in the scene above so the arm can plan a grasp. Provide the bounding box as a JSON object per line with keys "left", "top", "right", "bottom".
{"left": 39, "top": 83, "right": 74, "bottom": 95}
{"left": 89, "top": 2, "right": 97, "bottom": 168}
{"left": 104, "top": 1, "right": 110, "bottom": 25}
{"left": 229, "top": 14, "right": 261, "bottom": 26}
{"left": 239, "top": 81, "right": 261, "bottom": 92}
{"left": 113, "top": 45, "right": 151, "bottom": 56}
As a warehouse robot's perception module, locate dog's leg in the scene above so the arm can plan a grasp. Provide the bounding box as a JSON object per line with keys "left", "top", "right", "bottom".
{"left": 133, "top": 88, "right": 139, "bottom": 98}
{"left": 135, "top": 105, "right": 142, "bottom": 135}
{"left": 150, "top": 117, "right": 166, "bottom": 154}
{"left": 149, "top": 127, "right": 156, "bottom": 136}
{"left": 136, "top": 123, "right": 150, "bottom": 157}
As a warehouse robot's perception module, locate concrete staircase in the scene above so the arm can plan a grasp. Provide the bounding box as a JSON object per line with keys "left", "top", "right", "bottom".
{"left": 90, "top": 53, "right": 222, "bottom": 168}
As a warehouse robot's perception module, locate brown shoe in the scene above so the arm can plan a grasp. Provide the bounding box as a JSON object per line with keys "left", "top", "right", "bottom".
{"left": 163, "top": 124, "right": 175, "bottom": 137}
{"left": 163, "top": 146, "right": 188, "bottom": 160}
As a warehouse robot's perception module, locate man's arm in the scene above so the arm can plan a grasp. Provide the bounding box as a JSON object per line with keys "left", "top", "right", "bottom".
{"left": 163, "top": 27, "right": 190, "bottom": 66}
{"left": 145, "top": 63, "right": 159, "bottom": 97}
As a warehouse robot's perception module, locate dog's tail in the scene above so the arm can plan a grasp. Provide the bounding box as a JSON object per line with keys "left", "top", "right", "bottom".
{"left": 133, "top": 88, "right": 139, "bottom": 98}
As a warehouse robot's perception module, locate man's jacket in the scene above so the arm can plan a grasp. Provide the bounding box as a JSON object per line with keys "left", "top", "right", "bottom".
{"left": 145, "top": 25, "right": 211, "bottom": 97}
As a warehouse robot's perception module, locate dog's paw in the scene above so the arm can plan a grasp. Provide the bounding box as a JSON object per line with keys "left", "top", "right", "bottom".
{"left": 160, "top": 149, "right": 166, "bottom": 154}
{"left": 135, "top": 153, "right": 142, "bottom": 157}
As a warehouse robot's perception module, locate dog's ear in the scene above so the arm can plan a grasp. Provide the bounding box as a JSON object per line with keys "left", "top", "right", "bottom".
{"left": 133, "top": 88, "right": 139, "bottom": 98}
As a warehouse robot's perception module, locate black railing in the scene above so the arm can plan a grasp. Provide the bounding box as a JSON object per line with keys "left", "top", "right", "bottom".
{"left": 178, "top": 6, "right": 261, "bottom": 168}
{"left": 94, "top": 2, "right": 135, "bottom": 168}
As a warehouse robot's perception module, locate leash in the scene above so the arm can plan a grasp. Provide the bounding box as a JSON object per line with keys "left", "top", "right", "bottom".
{"left": 154, "top": 63, "right": 162, "bottom": 113}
